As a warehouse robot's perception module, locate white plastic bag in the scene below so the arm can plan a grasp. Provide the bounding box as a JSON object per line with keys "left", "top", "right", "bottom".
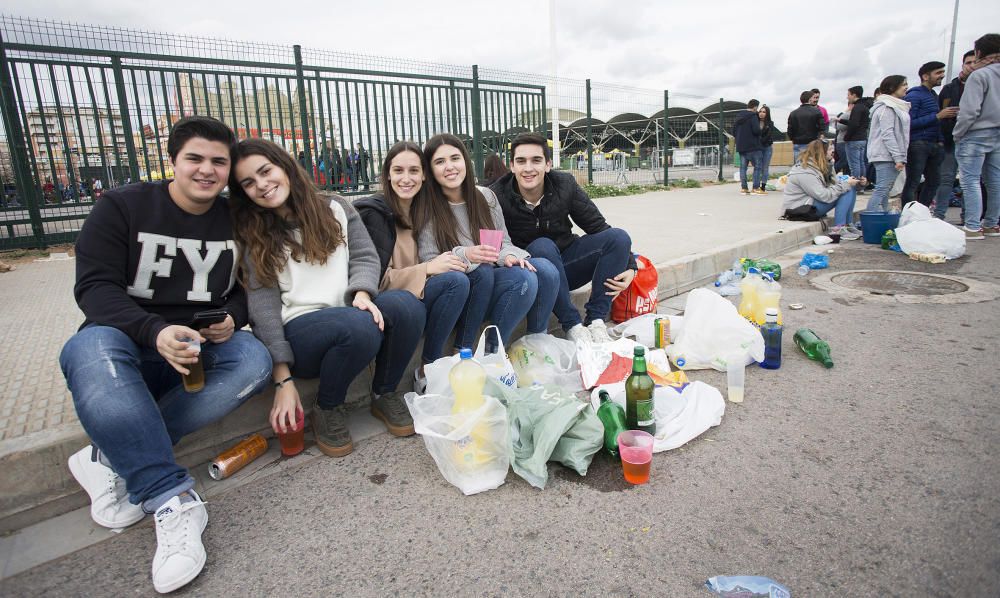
{"left": 895, "top": 218, "right": 966, "bottom": 259}
{"left": 405, "top": 392, "right": 511, "bottom": 495}
{"left": 577, "top": 337, "right": 642, "bottom": 389}
{"left": 898, "top": 201, "right": 932, "bottom": 228}
{"left": 508, "top": 333, "right": 583, "bottom": 391}
{"left": 424, "top": 325, "right": 518, "bottom": 395}
{"left": 609, "top": 313, "right": 685, "bottom": 348}
{"left": 665, "top": 288, "right": 764, "bottom": 370}
{"left": 590, "top": 380, "right": 725, "bottom": 452}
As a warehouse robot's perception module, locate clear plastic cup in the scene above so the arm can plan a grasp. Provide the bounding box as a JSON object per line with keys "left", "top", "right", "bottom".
{"left": 277, "top": 409, "right": 305, "bottom": 457}
{"left": 617, "top": 430, "right": 654, "bottom": 484}
{"left": 727, "top": 354, "right": 745, "bottom": 403}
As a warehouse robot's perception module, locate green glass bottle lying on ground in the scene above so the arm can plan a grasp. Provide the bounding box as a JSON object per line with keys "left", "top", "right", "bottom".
{"left": 625, "top": 346, "right": 656, "bottom": 435}
{"left": 793, "top": 328, "right": 834, "bottom": 368}
{"left": 596, "top": 390, "right": 627, "bottom": 457}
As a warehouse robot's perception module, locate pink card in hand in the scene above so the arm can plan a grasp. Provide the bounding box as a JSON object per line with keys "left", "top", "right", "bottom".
{"left": 479, "top": 229, "right": 503, "bottom": 251}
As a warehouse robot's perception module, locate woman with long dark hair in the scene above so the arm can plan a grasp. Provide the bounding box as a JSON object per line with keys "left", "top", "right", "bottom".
{"left": 481, "top": 152, "right": 509, "bottom": 187}
{"left": 757, "top": 105, "right": 775, "bottom": 193}
{"left": 229, "top": 138, "right": 423, "bottom": 458}
{"left": 782, "top": 139, "right": 861, "bottom": 235}
{"left": 355, "top": 142, "right": 470, "bottom": 390}
{"left": 417, "top": 134, "right": 558, "bottom": 352}
{"left": 866, "top": 75, "right": 911, "bottom": 212}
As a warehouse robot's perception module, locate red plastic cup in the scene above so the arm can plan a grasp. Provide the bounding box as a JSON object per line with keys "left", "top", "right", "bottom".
{"left": 479, "top": 229, "right": 503, "bottom": 251}
{"left": 617, "top": 430, "right": 654, "bottom": 484}
{"left": 277, "top": 409, "right": 305, "bottom": 457}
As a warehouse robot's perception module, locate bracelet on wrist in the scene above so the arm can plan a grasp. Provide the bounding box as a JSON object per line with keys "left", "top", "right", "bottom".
{"left": 274, "top": 376, "right": 294, "bottom": 389}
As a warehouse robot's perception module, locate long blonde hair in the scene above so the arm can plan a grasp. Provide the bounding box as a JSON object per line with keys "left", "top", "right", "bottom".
{"left": 799, "top": 140, "right": 832, "bottom": 184}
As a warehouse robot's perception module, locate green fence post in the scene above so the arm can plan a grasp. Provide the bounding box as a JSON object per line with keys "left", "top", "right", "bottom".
{"left": 470, "top": 65, "right": 484, "bottom": 180}
{"left": 111, "top": 56, "right": 141, "bottom": 182}
{"left": 0, "top": 31, "right": 46, "bottom": 247}
{"left": 586, "top": 78, "right": 593, "bottom": 185}
{"left": 717, "top": 97, "right": 724, "bottom": 182}
{"left": 293, "top": 45, "right": 312, "bottom": 176}
{"left": 663, "top": 89, "right": 669, "bottom": 187}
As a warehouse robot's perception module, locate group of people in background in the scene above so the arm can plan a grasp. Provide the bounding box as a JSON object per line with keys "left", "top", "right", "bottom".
{"left": 58, "top": 117, "right": 637, "bottom": 592}
{"left": 780, "top": 32, "right": 999, "bottom": 241}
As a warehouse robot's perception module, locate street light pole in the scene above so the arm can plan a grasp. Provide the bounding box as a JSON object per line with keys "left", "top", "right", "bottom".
{"left": 945, "top": 0, "right": 960, "bottom": 81}
{"left": 549, "top": 0, "right": 560, "bottom": 168}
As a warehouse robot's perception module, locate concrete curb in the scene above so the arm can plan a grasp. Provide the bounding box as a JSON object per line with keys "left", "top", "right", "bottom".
{"left": 0, "top": 218, "right": 830, "bottom": 533}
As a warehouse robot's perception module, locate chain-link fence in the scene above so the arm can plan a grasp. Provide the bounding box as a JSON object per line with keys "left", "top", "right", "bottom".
{"left": 1, "top": 16, "right": 782, "bottom": 250}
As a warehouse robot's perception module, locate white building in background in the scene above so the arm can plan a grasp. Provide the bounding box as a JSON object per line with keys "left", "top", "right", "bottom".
{"left": 24, "top": 105, "right": 128, "bottom": 184}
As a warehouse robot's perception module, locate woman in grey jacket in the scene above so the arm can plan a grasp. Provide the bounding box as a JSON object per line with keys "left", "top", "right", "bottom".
{"left": 782, "top": 140, "right": 861, "bottom": 234}
{"left": 866, "top": 76, "right": 911, "bottom": 212}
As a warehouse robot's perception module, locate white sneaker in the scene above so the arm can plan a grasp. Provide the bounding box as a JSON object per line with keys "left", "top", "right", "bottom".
{"left": 566, "top": 323, "right": 591, "bottom": 345}
{"left": 587, "top": 319, "right": 613, "bottom": 344}
{"left": 68, "top": 445, "right": 145, "bottom": 529}
{"left": 413, "top": 368, "right": 427, "bottom": 394}
{"left": 152, "top": 491, "right": 208, "bottom": 594}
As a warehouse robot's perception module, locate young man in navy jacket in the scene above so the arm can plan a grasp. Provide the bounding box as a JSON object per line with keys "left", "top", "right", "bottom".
{"left": 59, "top": 116, "right": 272, "bottom": 593}
{"left": 489, "top": 133, "right": 637, "bottom": 343}
{"left": 902, "top": 61, "right": 958, "bottom": 207}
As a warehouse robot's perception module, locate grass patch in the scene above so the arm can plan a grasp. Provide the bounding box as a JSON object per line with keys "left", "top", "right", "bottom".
{"left": 583, "top": 179, "right": 703, "bottom": 198}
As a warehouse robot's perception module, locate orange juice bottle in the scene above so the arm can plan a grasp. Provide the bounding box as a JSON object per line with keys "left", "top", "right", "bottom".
{"left": 449, "top": 348, "right": 489, "bottom": 468}
{"left": 738, "top": 267, "right": 762, "bottom": 323}
{"left": 756, "top": 273, "right": 783, "bottom": 326}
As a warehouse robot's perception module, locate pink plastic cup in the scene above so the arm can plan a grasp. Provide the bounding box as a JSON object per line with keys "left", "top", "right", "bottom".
{"left": 277, "top": 409, "right": 305, "bottom": 457}
{"left": 617, "top": 430, "right": 654, "bottom": 484}
{"left": 479, "top": 229, "right": 503, "bottom": 251}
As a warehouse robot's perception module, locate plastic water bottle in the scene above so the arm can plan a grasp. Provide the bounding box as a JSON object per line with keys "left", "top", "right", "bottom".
{"left": 738, "top": 267, "right": 762, "bottom": 323}
{"left": 449, "top": 348, "right": 488, "bottom": 467}
{"left": 797, "top": 264, "right": 810, "bottom": 276}
{"left": 759, "top": 308, "right": 782, "bottom": 369}
{"left": 714, "top": 269, "right": 741, "bottom": 296}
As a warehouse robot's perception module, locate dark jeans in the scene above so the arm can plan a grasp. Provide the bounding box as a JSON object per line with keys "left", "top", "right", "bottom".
{"left": 421, "top": 271, "right": 470, "bottom": 363}
{"left": 759, "top": 146, "right": 773, "bottom": 189}
{"left": 739, "top": 150, "right": 763, "bottom": 190}
{"left": 902, "top": 140, "right": 944, "bottom": 207}
{"left": 456, "top": 264, "right": 537, "bottom": 351}
{"left": 60, "top": 327, "right": 271, "bottom": 505}
{"left": 834, "top": 142, "right": 849, "bottom": 174}
{"left": 285, "top": 292, "right": 424, "bottom": 406}
{"left": 525, "top": 228, "right": 632, "bottom": 330}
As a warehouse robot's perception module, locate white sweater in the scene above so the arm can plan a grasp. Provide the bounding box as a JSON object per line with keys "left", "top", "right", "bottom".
{"left": 278, "top": 200, "right": 351, "bottom": 324}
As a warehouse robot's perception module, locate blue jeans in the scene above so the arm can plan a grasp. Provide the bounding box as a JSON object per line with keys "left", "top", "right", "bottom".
{"left": 759, "top": 146, "right": 773, "bottom": 188}
{"left": 902, "top": 140, "right": 944, "bottom": 207}
{"left": 867, "top": 161, "right": 900, "bottom": 212}
{"left": 526, "top": 257, "right": 559, "bottom": 334}
{"left": 284, "top": 306, "right": 382, "bottom": 408}
{"left": 456, "top": 264, "right": 537, "bottom": 350}
{"left": 956, "top": 127, "right": 1000, "bottom": 230}
{"left": 371, "top": 290, "right": 425, "bottom": 394}
{"left": 420, "top": 271, "right": 470, "bottom": 363}
{"left": 845, "top": 140, "right": 867, "bottom": 180}
{"left": 934, "top": 146, "right": 957, "bottom": 219}
{"left": 60, "top": 327, "right": 271, "bottom": 506}
{"left": 812, "top": 188, "right": 858, "bottom": 227}
{"left": 739, "top": 150, "right": 763, "bottom": 190}
{"left": 834, "top": 142, "right": 848, "bottom": 174}
{"left": 793, "top": 144, "right": 809, "bottom": 163}
{"left": 525, "top": 228, "right": 632, "bottom": 330}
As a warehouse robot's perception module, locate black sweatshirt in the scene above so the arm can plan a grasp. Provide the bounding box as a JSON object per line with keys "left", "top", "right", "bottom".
{"left": 73, "top": 181, "right": 248, "bottom": 348}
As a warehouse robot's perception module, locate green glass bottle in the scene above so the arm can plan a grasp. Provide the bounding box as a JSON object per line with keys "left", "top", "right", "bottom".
{"left": 793, "top": 328, "right": 834, "bottom": 368}
{"left": 596, "top": 390, "right": 627, "bottom": 457}
{"left": 625, "top": 346, "right": 656, "bottom": 435}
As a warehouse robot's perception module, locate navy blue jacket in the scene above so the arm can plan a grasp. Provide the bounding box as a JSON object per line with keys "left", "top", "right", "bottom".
{"left": 939, "top": 76, "right": 964, "bottom": 147}
{"left": 903, "top": 85, "right": 943, "bottom": 143}
{"left": 732, "top": 110, "right": 763, "bottom": 154}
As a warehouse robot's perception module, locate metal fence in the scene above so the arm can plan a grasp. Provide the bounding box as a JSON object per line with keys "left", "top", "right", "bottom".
{"left": 0, "top": 16, "right": 767, "bottom": 250}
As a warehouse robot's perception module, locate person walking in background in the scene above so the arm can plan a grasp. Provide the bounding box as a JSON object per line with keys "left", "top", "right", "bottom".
{"left": 866, "top": 75, "right": 911, "bottom": 212}
{"left": 732, "top": 99, "right": 764, "bottom": 195}
{"left": 901, "top": 61, "right": 954, "bottom": 208}
{"left": 844, "top": 86, "right": 871, "bottom": 193}
{"left": 757, "top": 105, "right": 776, "bottom": 193}
{"left": 935, "top": 50, "right": 977, "bottom": 221}
{"left": 953, "top": 33, "right": 1000, "bottom": 239}
{"left": 481, "top": 152, "right": 509, "bottom": 187}
{"left": 788, "top": 90, "right": 826, "bottom": 162}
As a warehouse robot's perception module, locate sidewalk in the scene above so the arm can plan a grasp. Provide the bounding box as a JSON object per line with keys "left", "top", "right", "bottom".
{"left": 0, "top": 182, "right": 832, "bottom": 533}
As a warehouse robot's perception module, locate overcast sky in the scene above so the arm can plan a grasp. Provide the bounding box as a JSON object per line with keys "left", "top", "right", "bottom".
{"left": 3, "top": 0, "right": 998, "bottom": 124}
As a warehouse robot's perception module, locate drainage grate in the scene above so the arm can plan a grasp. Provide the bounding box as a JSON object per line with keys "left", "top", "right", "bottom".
{"left": 831, "top": 271, "right": 969, "bottom": 296}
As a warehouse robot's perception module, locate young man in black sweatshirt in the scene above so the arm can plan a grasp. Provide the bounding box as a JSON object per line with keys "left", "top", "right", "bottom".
{"left": 489, "top": 133, "right": 637, "bottom": 343}
{"left": 59, "top": 116, "right": 272, "bottom": 593}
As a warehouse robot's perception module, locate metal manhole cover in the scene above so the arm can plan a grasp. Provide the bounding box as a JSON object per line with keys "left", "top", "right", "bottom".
{"left": 831, "top": 271, "right": 968, "bottom": 296}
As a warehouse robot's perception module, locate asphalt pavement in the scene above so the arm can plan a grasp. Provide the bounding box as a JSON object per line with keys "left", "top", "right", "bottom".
{"left": 4, "top": 232, "right": 998, "bottom": 596}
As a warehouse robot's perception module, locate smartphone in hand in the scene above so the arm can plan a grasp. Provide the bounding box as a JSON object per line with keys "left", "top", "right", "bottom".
{"left": 190, "top": 309, "right": 228, "bottom": 330}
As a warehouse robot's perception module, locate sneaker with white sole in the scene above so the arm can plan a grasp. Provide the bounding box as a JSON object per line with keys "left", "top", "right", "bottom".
{"left": 152, "top": 491, "right": 208, "bottom": 594}
{"left": 68, "top": 445, "right": 145, "bottom": 529}
{"left": 983, "top": 225, "right": 1000, "bottom": 237}
{"left": 566, "top": 323, "right": 591, "bottom": 345}
{"left": 587, "top": 319, "right": 613, "bottom": 344}
{"left": 963, "top": 226, "right": 985, "bottom": 240}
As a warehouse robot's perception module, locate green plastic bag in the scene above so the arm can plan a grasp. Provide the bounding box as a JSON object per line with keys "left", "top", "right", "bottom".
{"left": 486, "top": 379, "right": 603, "bottom": 489}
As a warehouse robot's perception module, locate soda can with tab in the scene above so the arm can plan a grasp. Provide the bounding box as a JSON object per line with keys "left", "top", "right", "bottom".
{"left": 209, "top": 434, "right": 268, "bottom": 480}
